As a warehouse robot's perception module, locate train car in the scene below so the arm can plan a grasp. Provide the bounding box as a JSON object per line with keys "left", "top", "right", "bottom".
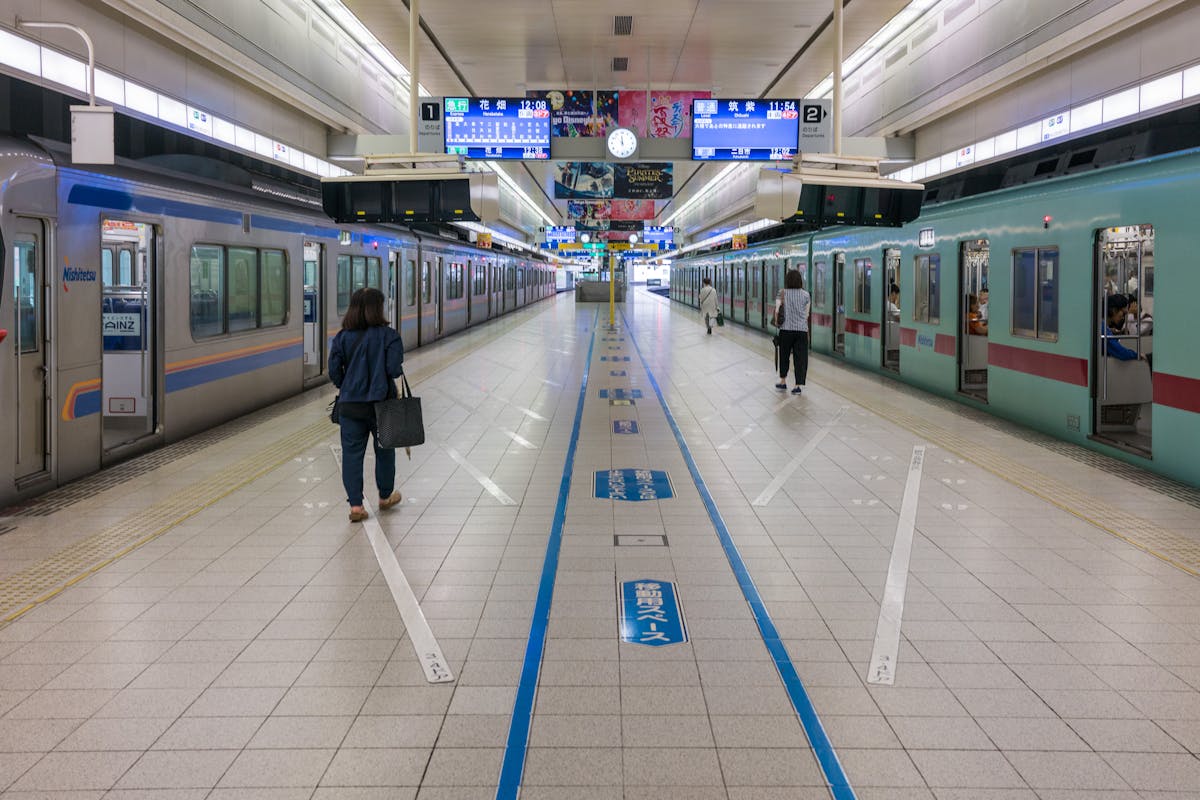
{"left": 0, "top": 136, "right": 554, "bottom": 508}
{"left": 672, "top": 147, "right": 1200, "bottom": 486}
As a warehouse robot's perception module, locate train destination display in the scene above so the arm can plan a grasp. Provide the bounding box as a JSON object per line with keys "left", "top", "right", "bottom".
{"left": 444, "top": 97, "right": 551, "bottom": 160}
{"left": 692, "top": 99, "right": 799, "bottom": 161}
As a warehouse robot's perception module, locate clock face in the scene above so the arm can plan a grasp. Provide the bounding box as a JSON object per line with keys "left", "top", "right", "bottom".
{"left": 607, "top": 127, "right": 638, "bottom": 159}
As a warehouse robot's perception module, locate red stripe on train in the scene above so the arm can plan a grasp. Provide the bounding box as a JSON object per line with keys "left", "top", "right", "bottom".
{"left": 845, "top": 319, "right": 881, "bottom": 339}
{"left": 900, "top": 327, "right": 917, "bottom": 347}
{"left": 987, "top": 342, "right": 1088, "bottom": 387}
{"left": 1153, "top": 373, "right": 1200, "bottom": 414}
{"left": 935, "top": 334, "right": 956, "bottom": 356}
{"left": 812, "top": 312, "right": 833, "bottom": 327}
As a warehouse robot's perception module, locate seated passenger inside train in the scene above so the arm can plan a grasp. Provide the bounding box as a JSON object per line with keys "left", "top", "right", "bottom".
{"left": 978, "top": 288, "right": 989, "bottom": 322}
{"left": 1103, "top": 294, "right": 1143, "bottom": 360}
{"left": 1126, "top": 296, "right": 1153, "bottom": 335}
{"left": 967, "top": 294, "right": 987, "bottom": 335}
{"left": 888, "top": 284, "right": 901, "bottom": 321}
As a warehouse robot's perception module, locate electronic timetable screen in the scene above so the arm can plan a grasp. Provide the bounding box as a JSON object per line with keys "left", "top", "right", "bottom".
{"left": 692, "top": 98, "right": 799, "bottom": 161}
{"left": 444, "top": 97, "right": 551, "bottom": 160}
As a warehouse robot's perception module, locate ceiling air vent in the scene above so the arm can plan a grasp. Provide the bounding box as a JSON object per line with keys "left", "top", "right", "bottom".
{"left": 612, "top": 57, "right": 629, "bottom": 72}
{"left": 614, "top": 16, "right": 633, "bottom": 36}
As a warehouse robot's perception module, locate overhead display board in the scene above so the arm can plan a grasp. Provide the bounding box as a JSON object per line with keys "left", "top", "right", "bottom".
{"left": 444, "top": 97, "right": 551, "bottom": 160}
{"left": 692, "top": 99, "right": 799, "bottom": 161}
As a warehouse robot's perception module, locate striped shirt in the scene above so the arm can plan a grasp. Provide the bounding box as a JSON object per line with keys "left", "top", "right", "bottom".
{"left": 778, "top": 288, "right": 811, "bottom": 332}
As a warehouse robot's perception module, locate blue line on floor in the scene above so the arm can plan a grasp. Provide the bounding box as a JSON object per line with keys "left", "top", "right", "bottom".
{"left": 495, "top": 308, "right": 598, "bottom": 800}
{"left": 621, "top": 306, "right": 858, "bottom": 800}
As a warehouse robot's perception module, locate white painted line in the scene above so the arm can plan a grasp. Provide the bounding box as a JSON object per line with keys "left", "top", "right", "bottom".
{"left": 866, "top": 445, "right": 926, "bottom": 686}
{"left": 501, "top": 429, "right": 538, "bottom": 450}
{"left": 718, "top": 426, "right": 755, "bottom": 450}
{"left": 541, "top": 379, "right": 563, "bottom": 388}
{"left": 751, "top": 407, "right": 847, "bottom": 506}
{"left": 492, "top": 395, "right": 548, "bottom": 421}
{"left": 444, "top": 446, "right": 517, "bottom": 505}
{"left": 329, "top": 445, "right": 453, "bottom": 684}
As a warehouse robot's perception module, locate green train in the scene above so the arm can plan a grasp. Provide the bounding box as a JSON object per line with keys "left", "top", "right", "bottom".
{"left": 670, "top": 146, "right": 1199, "bottom": 486}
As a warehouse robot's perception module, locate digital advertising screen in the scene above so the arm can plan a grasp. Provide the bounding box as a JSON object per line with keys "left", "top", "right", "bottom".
{"left": 444, "top": 97, "right": 551, "bottom": 160}
{"left": 691, "top": 98, "right": 799, "bottom": 161}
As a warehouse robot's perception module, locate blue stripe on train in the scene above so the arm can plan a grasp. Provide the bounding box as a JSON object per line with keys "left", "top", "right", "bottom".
{"left": 165, "top": 343, "right": 302, "bottom": 394}
{"left": 74, "top": 390, "right": 103, "bottom": 419}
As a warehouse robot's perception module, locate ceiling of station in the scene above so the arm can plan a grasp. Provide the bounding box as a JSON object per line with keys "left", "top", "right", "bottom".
{"left": 342, "top": 0, "right": 912, "bottom": 220}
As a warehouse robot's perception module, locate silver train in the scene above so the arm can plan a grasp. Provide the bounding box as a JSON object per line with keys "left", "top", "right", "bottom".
{"left": 0, "top": 137, "right": 556, "bottom": 508}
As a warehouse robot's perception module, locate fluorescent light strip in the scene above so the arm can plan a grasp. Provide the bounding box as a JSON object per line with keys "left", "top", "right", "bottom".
{"left": 662, "top": 163, "right": 741, "bottom": 226}
{"left": 676, "top": 217, "right": 775, "bottom": 255}
{"left": 0, "top": 25, "right": 351, "bottom": 179}
{"left": 902, "top": 60, "right": 1200, "bottom": 185}
{"left": 311, "top": 0, "right": 429, "bottom": 96}
{"left": 488, "top": 161, "right": 557, "bottom": 227}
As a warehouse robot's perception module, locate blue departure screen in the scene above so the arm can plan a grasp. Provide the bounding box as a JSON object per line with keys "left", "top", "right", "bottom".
{"left": 692, "top": 99, "right": 799, "bottom": 161}
{"left": 444, "top": 97, "right": 551, "bottom": 160}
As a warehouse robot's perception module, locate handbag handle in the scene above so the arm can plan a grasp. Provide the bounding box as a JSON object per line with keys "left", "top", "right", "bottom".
{"left": 398, "top": 373, "right": 414, "bottom": 399}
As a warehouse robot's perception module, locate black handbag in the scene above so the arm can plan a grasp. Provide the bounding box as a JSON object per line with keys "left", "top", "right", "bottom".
{"left": 374, "top": 374, "right": 424, "bottom": 449}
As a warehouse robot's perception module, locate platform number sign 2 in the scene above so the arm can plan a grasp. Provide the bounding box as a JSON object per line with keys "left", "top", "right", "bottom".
{"left": 798, "top": 99, "right": 831, "bottom": 154}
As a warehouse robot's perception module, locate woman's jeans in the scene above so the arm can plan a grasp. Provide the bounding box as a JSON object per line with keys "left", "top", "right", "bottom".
{"left": 339, "top": 412, "right": 395, "bottom": 506}
{"left": 778, "top": 330, "right": 809, "bottom": 385}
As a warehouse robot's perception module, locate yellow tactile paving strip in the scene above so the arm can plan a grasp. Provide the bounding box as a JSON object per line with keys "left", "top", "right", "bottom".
{"left": 0, "top": 300, "right": 558, "bottom": 627}
{"left": 814, "top": 369, "right": 1200, "bottom": 577}
{"left": 0, "top": 418, "right": 334, "bottom": 624}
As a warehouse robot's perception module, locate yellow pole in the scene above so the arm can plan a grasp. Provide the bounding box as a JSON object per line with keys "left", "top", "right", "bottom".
{"left": 609, "top": 253, "right": 616, "bottom": 327}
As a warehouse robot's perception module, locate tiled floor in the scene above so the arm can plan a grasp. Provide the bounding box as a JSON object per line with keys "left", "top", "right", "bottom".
{"left": 2, "top": 287, "right": 1200, "bottom": 798}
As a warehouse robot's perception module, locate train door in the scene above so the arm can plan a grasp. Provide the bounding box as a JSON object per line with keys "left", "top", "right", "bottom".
{"left": 882, "top": 248, "right": 901, "bottom": 372}
{"left": 467, "top": 261, "right": 475, "bottom": 324}
{"left": 747, "top": 261, "right": 763, "bottom": 327}
{"left": 12, "top": 218, "right": 50, "bottom": 482}
{"left": 302, "top": 242, "right": 324, "bottom": 384}
{"left": 436, "top": 257, "right": 445, "bottom": 337}
{"left": 101, "top": 220, "right": 159, "bottom": 456}
{"left": 959, "top": 240, "right": 990, "bottom": 399}
{"left": 386, "top": 250, "right": 398, "bottom": 326}
{"left": 399, "top": 254, "right": 418, "bottom": 351}
{"left": 1093, "top": 224, "right": 1153, "bottom": 455}
{"left": 833, "top": 253, "right": 846, "bottom": 355}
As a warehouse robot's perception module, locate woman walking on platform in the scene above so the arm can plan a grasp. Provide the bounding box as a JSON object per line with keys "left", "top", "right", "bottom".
{"left": 698, "top": 276, "right": 718, "bottom": 334}
{"left": 774, "top": 269, "right": 811, "bottom": 394}
{"left": 329, "top": 288, "right": 405, "bottom": 522}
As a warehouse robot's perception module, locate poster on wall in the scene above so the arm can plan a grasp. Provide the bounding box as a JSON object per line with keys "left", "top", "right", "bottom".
{"left": 596, "top": 90, "right": 620, "bottom": 135}
{"left": 619, "top": 91, "right": 711, "bottom": 138}
{"left": 568, "top": 200, "right": 612, "bottom": 230}
{"left": 614, "top": 163, "right": 672, "bottom": 199}
{"left": 554, "top": 162, "right": 614, "bottom": 199}
{"left": 610, "top": 199, "right": 656, "bottom": 220}
{"left": 526, "top": 90, "right": 596, "bottom": 136}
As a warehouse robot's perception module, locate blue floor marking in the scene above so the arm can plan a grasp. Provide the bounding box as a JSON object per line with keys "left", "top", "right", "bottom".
{"left": 496, "top": 308, "right": 598, "bottom": 800}
{"left": 620, "top": 307, "right": 858, "bottom": 800}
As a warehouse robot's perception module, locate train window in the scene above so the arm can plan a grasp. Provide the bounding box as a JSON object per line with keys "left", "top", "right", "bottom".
{"left": 14, "top": 241, "right": 38, "bottom": 353}
{"left": 119, "top": 250, "right": 133, "bottom": 286}
{"left": 854, "top": 258, "right": 873, "bottom": 314}
{"left": 506, "top": 267, "right": 515, "bottom": 290}
{"left": 421, "top": 261, "right": 431, "bottom": 304}
{"left": 102, "top": 248, "right": 114, "bottom": 287}
{"left": 814, "top": 261, "right": 827, "bottom": 307}
{"left": 337, "top": 254, "right": 352, "bottom": 314}
{"left": 914, "top": 254, "right": 941, "bottom": 324}
{"left": 1012, "top": 246, "right": 1059, "bottom": 341}
{"left": 352, "top": 256, "right": 367, "bottom": 291}
{"left": 405, "top": 259, "right": 416, "bottom": 306}
{"left": 366, "top": 257, "right": 381, "bottom": 290}
{"left": 261, "top": 249, "right": 287, "bottom": 328}
{"left": 228, "top": 247, "right": 259, "bottom": 332}
{"left": 189, "top": 245, "right": 225, "bottom": 338}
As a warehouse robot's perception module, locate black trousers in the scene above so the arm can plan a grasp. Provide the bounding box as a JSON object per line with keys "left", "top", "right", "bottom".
{"left": 778, "top": 330, "right": 809, "bottom": 385}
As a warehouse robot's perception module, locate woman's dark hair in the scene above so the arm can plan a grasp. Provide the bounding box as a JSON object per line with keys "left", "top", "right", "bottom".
{"left": 890, "top": 283, "right": 900, "bottom": 295}
{"left": 785, "top": 269, "right": 804, "bottom": 289}
{"left": 702, "top": 277, "right": 712, "bottom": 286}
{"left": 342, "top": 287, "right": 390, "bottom": 331}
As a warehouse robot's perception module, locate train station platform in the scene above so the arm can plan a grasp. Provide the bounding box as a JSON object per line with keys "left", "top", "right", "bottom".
{"left": 3, "top": 287, "right": 1200, "bottom": 799}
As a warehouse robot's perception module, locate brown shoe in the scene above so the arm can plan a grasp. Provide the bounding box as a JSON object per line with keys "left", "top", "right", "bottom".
{"left": 379, "top": 491, "right": 402, "bottom": 510}
{"left": 349, "top": 507, "right": 368, "bottom": 522}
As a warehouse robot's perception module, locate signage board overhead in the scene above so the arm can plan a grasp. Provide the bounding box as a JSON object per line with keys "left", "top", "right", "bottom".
{"left": 444, "top": 97, "right": 551, "bottom": 160}
{"left": 692, "top": 99, "right": 799, "bottom": 161}
{"left": 798, "top": 99, "right": 832, "bottom": 154}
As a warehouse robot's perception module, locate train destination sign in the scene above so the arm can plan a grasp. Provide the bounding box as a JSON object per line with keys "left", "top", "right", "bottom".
{"left": 444, "top": 97, "right": 551, "bottom": 160}
{"left": 620, "top": 579, "right": 688, "bottom": 646}
{"left": 692, "top": 98, "right": 799, "bottom": 161}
